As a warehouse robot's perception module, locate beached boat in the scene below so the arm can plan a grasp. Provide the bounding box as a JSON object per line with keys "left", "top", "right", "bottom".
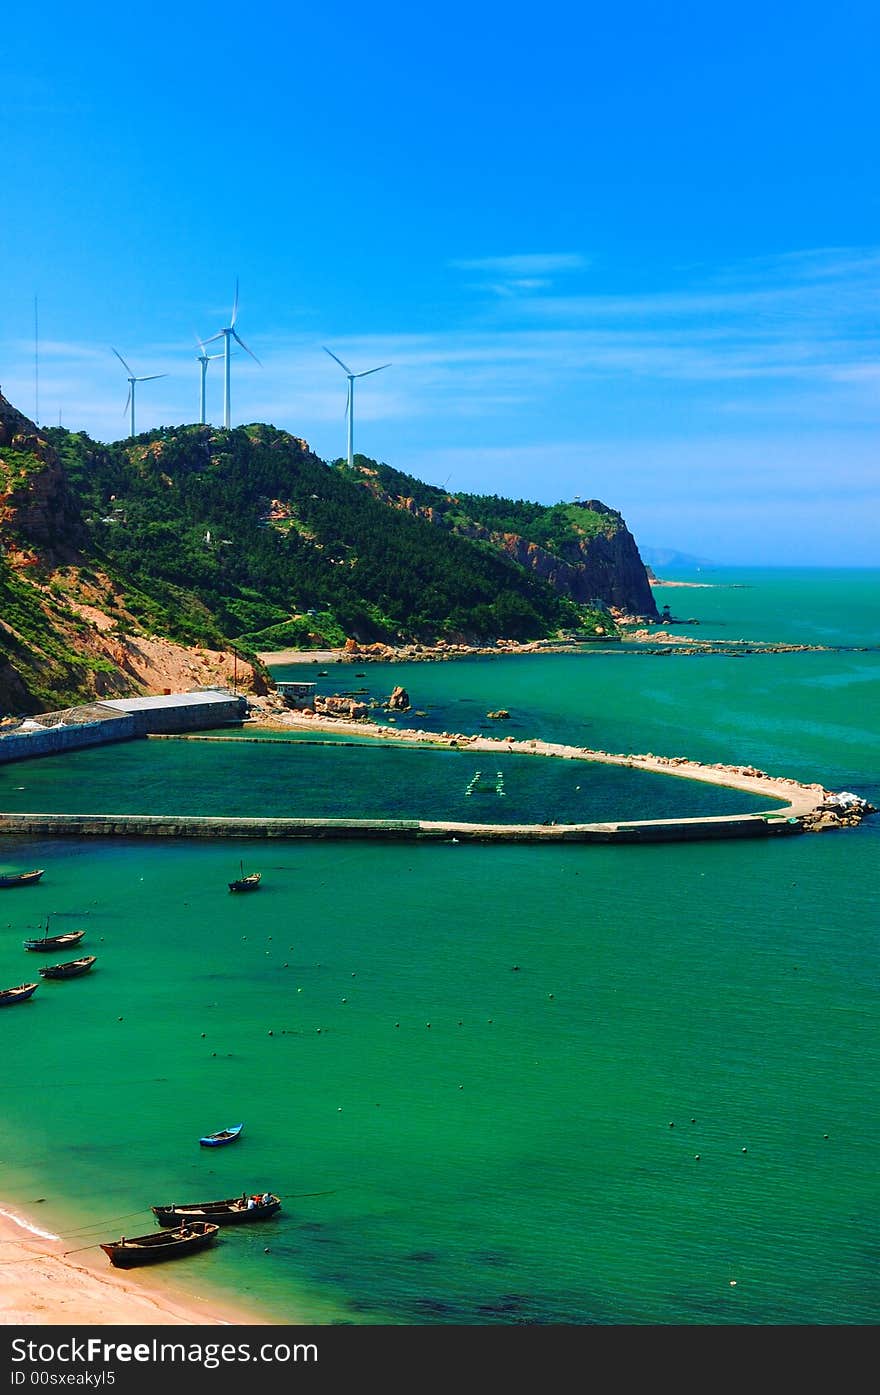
{"left": 152, "top": 1193, "right": 281, "bottom": 1226}
{"left": 199, "top": 1123, "right": 243, "bottom": 1147}
{"left": 23, "top": 916, "right": 86, "bottom": 952}
{"left": 229, "top": 862, "right": 261, "bottom": 892}
{"left": 100, "top": 1221, "right": 219, "bottom": 1268}
{"left": 0, "top": 869, "right": 44, "bottom": 889}
{"left": 38, "top": 955, "right": 96, "bottom": 980}
{"left": 0, "top": 982, "right": 39, "bottom": 1006}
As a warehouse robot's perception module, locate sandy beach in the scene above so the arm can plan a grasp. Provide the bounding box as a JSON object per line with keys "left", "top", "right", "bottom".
{"left": 0, "top": 1206, "right": 267, "bottom": 1327}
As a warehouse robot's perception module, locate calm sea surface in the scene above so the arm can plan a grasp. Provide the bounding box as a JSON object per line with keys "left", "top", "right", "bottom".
{"left": 2, "top": 568, "right": 878, "bottom": 1325}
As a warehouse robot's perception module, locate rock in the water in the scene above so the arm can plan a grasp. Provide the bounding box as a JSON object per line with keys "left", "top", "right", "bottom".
{"left": 386, "top": 685, "right": 410, "bottom": 711}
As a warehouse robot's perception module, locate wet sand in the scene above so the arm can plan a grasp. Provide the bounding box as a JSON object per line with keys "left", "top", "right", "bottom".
{"left": 0, "top": 1206, "right": 269, "bottom": 1327}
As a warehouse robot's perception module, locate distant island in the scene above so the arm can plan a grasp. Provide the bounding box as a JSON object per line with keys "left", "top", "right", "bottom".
{"left": 640, "top": 547, "right": 717, "bottom": 571}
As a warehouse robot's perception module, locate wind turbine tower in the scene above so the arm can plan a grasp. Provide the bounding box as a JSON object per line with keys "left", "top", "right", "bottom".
{"left": 112, "top": 349, "right": 167, "bottom": 438}
{"left": 205, "top": 280, "right": 261, "bottom": 428}
{"left": 195, "top": 336, "right": 223, "bottom": 425}
{"left": 323, "top": 347, "right": 391, "bottom": 467}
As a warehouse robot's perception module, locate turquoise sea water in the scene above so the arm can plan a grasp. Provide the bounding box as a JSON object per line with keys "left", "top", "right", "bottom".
{"left": 2, "top": 568, "right": 878, "bottom": 1326}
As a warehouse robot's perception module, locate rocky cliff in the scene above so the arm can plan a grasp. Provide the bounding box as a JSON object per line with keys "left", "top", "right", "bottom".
{"left": 0, "top": 390, "right": 88, "bottom": 562}
{"left": 458, "top": 501, "right": 657, "bottom": 617}
{"left": 357, "top": 467, "right": 658, "bottom": 620}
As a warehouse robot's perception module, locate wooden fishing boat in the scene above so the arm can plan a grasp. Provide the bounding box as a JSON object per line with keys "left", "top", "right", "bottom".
{"left": 100, "top": 1221, "right": 219, "bottom": 1268}
{"left": 152, "top": 1193, "right": 281, "bottom": 1227}
{"left": 0, "top": 982, "right": 39, "bottom": 1006}
{"left": 24, "top": 929, "right": 85, "bottom": 952}
{"left": 199, "top": 1123, "right": 244, "bottom": 1147}
{"left": 0, "top": 868, "right": 44, "bottom": 889}
{"left": 229, "top": 861, "right": 261, "bottom": 892}
{"left": 38, "top": 955, "right": 96, "bottom": 980}
{"left": 24, "top": 916, "right": 86, "bottom": 952}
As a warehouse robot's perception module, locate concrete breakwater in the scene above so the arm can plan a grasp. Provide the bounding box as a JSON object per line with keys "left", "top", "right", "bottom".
{"left": 0, "top": 691, "right": 869, "bottom": 844}
{"left": 0, "top": 810, "right": 803, "bottom": 844}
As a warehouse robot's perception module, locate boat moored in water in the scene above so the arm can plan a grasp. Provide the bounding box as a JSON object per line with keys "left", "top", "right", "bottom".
{"left": 24, "top": 917, "right": 86, "bottom": 952}
{"left": 38, "top": 955, "right": 96, "bottom": 980}
{"left": 152, "top": 1193, "right": 281, "bottom": 1226}
{"left": 229, "top": 863, "right": 261, "bottom": 892}
{"left": 0, "top": 982, "right": 39, "bottom": 1006}
{"left": 0, "top": 869, "right": 44, "bottom": 889}
{"left": 199, "top": 1123, "right": 244, "bottom": 1147}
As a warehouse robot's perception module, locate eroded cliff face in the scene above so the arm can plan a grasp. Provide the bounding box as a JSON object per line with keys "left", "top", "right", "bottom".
{"left": 0, "top": 391, "right": 88, "bottom": 562}
{"left": 385, "top": 489, "right": 657, "bottom": 619}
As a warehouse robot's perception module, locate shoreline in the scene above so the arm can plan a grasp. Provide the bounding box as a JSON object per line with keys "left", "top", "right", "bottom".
{"left": 256, "top": 634, "right": 841, "bottom": 666}
{"left": 0, "top": 1205, "right": 270, "bottom": 1327}
{"left": 239, "top": 704, "right": 832, "bottom": 817}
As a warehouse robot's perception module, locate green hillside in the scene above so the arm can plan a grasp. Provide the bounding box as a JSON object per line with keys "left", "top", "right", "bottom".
{"left": 45, "top": 423, "right": 612, "bottom": 652}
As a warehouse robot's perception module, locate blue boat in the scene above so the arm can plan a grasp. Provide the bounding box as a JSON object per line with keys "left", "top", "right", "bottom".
{"left": 199, "top": 1123, "right": 243, "bottom": 1148}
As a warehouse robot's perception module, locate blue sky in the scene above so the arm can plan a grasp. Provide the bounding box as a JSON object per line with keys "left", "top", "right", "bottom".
{"left": 1, "top": 1, "right": 878, "bottom": 564}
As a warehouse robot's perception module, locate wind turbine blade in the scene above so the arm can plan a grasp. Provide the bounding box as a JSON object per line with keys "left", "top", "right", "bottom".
{"left": 112, "top": 347, "right": 134, "bottom": 374}
{"left": 123, "top": 388, "right": 131, "bottom": 416}
{"left": 232, "top": 329, "right": 261, "bottom": 365}
{"left": 230, "top": 279, "right": 239, "bottom": 327}
{"left": 203, "top": 330, "right": 225, "bottom": 345}
{"left": 354, "top": 363, "right": 391, "bottom": 378}
{"left": 345, "top": 380, "right": 351, "bottom": 419}
{"left": 323, "top": 346, "right": 352, "bottom": 375}
{"left": 195, "top": 333, "right": 207, "bottom": 354}
{"left": 135, "top": 373, "right": 168, "bottom": 382}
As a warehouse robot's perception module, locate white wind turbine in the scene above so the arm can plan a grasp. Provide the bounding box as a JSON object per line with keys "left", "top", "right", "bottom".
{"left": 112, "top": 349, "right": 168, "bottom": 438}
{"left": 195, "top": 335, "right": 223, "bottom": 425}
{"left": 323, "top": 347, "right": 391, "bottom": 467}
{"left": 205, "top": 280, "right": 261, "bottom": 428}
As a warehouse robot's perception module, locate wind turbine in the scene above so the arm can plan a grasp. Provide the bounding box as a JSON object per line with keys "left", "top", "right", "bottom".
{"left": 205, "top": 280, "right": 261, "bottom": 428}
{"left": 195, "top": 335, "right": 223, "bottom": 425}
{"left": 112, "top": 349, "right": 168, "bottom": 438}
{"left": 323, "top": 347, "right": 391, "bottom": 467}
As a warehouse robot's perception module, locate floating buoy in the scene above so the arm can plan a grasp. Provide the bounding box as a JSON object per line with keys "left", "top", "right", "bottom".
{"left": 669, "top": 1122, "right": 675, "bottom": 1128}
{"left": 695, "top": 1154, "right": 701, "bottom": 1160}
{"left": 741, "top": 1147, "right": 747, "bottom": 1153}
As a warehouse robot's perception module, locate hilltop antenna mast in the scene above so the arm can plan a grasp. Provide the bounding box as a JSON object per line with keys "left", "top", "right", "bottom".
{"left": 34, "top": 295, "right": 39, "bottom": 425}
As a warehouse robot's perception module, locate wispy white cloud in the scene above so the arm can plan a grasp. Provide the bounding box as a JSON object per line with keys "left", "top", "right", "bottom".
{"left": 3, "top": 246, "right": 879, "bottom": 563}
{"left": 450, "top": 253, "right": 588, "bottom": 276}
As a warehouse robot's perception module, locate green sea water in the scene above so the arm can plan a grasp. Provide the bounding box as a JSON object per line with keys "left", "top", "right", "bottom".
{"left": 1, "top": 568, "right": 878, "bottom": 1326}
